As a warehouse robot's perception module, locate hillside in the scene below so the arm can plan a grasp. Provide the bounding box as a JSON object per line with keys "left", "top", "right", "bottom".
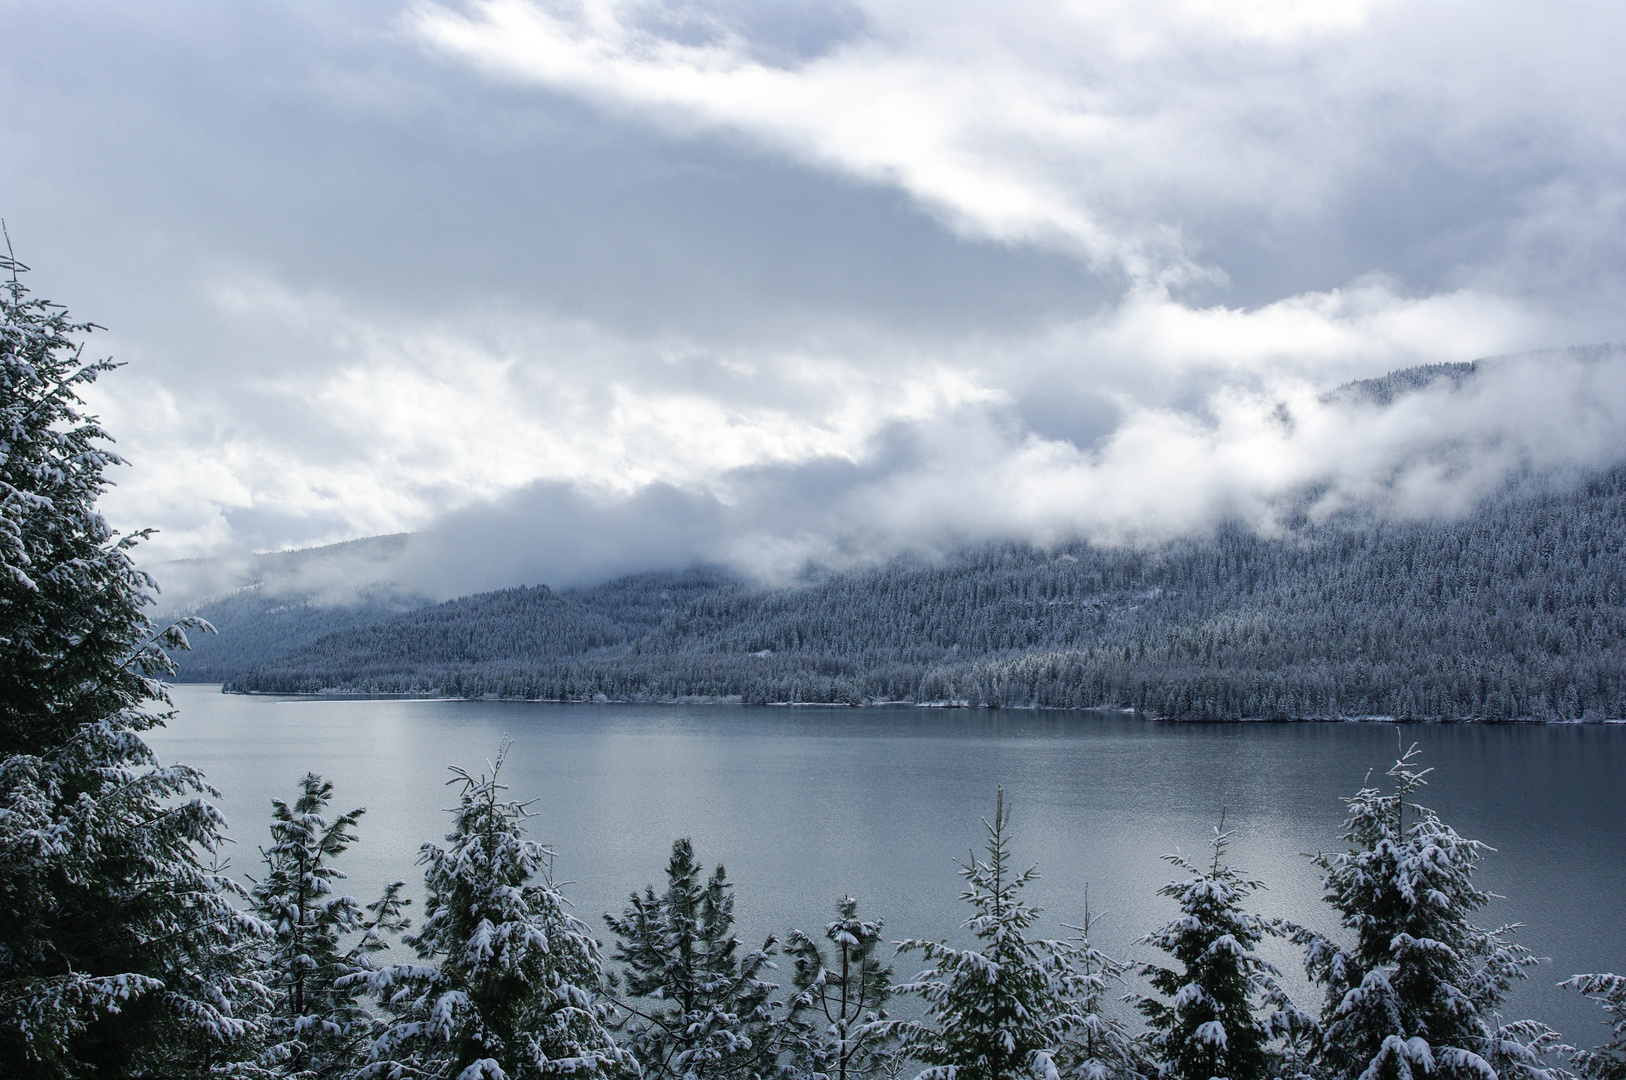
{"left": 160, "top": 534, "right": 432, "bottom": 682}
{"left": 214, "top": 463, "right": 1626, "bottom": 720}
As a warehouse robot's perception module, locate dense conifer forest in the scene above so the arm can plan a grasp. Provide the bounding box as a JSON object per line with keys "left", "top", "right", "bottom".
{"left": 208, "top": 459, "right": 1626, "bottom": 720}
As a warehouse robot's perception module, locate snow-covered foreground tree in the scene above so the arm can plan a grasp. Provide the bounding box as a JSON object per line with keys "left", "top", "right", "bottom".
{"left": 782, "top": 895, "right": 896, "bottom": 1080}
{"left": 1297, "top": 743, "right": 1564, "bottom": 1080}
{"left": 1054, "top": 897, "right": 1139, "bottom": 1080}
{"left": 605, "top": 838, "right": 780, "bottom": 1080}
{"left": 1136, "top": 814, "right": 1311, "bottom": 1080}
{"left": 362, "top": 745, "right": 632, "bottom": 1080}
{"left": 894, "top": 788, "right": 1137, "bottom": 1080}
{"left": 251, "top": 773, "right": 407, "bottom": 1079}
{"left": 0, "top": 245, "right": 267, "bottom": 1077}
{"left": 1563, "top": 974, "right": 1626, "bottom": 1080}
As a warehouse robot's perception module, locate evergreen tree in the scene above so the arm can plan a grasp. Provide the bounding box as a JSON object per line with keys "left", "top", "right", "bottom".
{"left": 605, "top": 838, "right": 781, "bottom": 1080}
{"left": 1136, "top": 813, "right": 1302, "bottom": 1080}
{"left": 782, "top": 895, "right": 895, "bottom": 1080}
{"left": 1562, "top": 974, "right": 1626, "bottom": 1080}
{"left": 251, "top": 773, "right": 406, "bottom": 1079}
{"left": 1050, "top": 896, "right": 1138, "bottom": 1080}
{"left": 363, "top": 745, "right": 631, "bottom": 1080}
{"left": 1298, "top": 743, "right": 1562, "bottom": 1080}
{"left": 0, "top": 242, "right": 268, "bottom": 1077}
{"left": 894, "top": 788, "right": 1113, "bottom": 1080}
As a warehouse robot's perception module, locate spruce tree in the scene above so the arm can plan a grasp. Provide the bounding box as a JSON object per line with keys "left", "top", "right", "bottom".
{"left": 605, "top": 838, "right": 780, "bottom": 1080}
{"left": 251, "top": 773, "right": 406, "bottom": 1079}
{"left": 1563, "top": 974, "right": 1626, "bottom": 1080}
{"left": 363, "top": 745, "right": 631, "bottom": 1080}
{"left": 0, "top": 242, "right": 268, "bottom": 1077}
{"left": 1298, "top": 743, "right": 1562, "bottom": 1080}
{"left": 782, "top": 895, "right": 895, "bottom": 1080}
{"left": 1136, "top": 813, "right": 1301, "bottom": 1080}
{"left": 1050, "top": 896, "right": 1138, "bottom": 1080}
{"left": 894, "top": 788, "right": 1114, "bottom": 1080}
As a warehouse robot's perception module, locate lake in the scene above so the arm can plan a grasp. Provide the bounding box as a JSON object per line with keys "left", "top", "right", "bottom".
{"left": 149, "top": 684, "right": 1626, "bottom": 1046}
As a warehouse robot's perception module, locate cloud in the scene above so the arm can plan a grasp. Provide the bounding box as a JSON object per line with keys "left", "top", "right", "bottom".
{"left": 8, "top": 1, "right": 1626, "bottom": 599}
{"left": 92, "top": 270, "right": 1001, "bottom": 564}
{"left": 90, "top": 257, "right": 1553, "bottom": 577}
{"left": 408, "top": 0, "right": 1626, "bottom": 296}
{"left": 383, "top": 345, "right": 1626, "bottom": 597}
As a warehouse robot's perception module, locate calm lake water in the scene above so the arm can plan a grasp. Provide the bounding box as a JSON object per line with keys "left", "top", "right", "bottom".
{"left": 150, "top": 685, "right": 1626, "bottom": 1045}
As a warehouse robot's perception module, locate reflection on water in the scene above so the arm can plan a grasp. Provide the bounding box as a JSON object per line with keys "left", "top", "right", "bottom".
{"left": 149, "top": 685, "right": 1626, "bottom": 1045}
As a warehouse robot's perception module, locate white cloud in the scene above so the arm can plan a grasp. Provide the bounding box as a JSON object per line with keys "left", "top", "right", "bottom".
{"left": 406, "top": 0, "right": 1626, "bottom": 296}
{"left": 102, "top": 272, "right": 1001, "bottom": 562}
{"left": 371, "top": 343, "right": 1626, "bottom": 598}
{"left": 100, "top": 260, "right": 1580, "bottom": 591}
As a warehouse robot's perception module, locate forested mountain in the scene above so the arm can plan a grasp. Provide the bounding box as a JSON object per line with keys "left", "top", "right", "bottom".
{"left": 171, "top": 585, "right": 430, "bottom": 683}
{"left": 161, "top": 534, "right": 432, "bottom": 682}
{"left": 1320, "top": 359, "right": 1478, "bottom": 405}
{"left": 215, "top": 459, "right": 1626, "bottom": 721}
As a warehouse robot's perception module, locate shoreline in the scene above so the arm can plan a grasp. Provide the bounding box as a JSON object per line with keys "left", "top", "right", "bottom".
{"left": 181, "top": 684, "right": 1626, "bottom": 724}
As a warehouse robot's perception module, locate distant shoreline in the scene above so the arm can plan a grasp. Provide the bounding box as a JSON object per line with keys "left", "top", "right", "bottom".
{"left": 187, "top": 685, "right": 1626, "bottom": 723}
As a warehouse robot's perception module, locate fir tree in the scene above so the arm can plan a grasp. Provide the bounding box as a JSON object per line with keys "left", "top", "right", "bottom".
{"left": 251, "top": 773, "right": 406, "bottom": 1079}
{"left": 0, "top": 241, "right": 267, "bottom": 1077}
{"left": 1050, "top": 895, "right": 1138, "bottom": 1080}
{"left": 894, "top": 788, "right": 1115, "bottom": 1080}
{"left": 1298, "top": 743, "right": 1562, "bottom": 1080}
{"left": 363, "top": 744, "right": 631, "bottom": 1080}
{"left": 605, "top": 838, "right": 780, "bottom": 1080}
{"left": 1562, "top": 974, "right": 1626, "bottom": 1080}
{"left": 1135, "top": 812, "right": 1302, "bottom": 1080}
{"left": 782, "top": 895, "right": 895, "bottom": 1080}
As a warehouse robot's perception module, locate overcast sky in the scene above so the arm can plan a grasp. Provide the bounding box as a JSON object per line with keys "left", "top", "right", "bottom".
{"left": 5, "top": 1, "right": 1626, "bottom": 591}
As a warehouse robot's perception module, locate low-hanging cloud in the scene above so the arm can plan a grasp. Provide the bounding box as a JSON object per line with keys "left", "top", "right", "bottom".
{"left": 97, "top": 264, "right": 1551, "bottom": 586}
{"left": 382, "top": 346, "right": 1626, "bottom": 599}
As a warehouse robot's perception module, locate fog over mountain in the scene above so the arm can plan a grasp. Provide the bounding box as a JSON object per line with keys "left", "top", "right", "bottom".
{"left": 157, "top": 350, "right": 1626, "bottom": 608}
{"left": 391, "top": 347, "right": 1626, "bottom": 597}
{"left": 165, "top": 362, "right": 1626, "bottom": 721}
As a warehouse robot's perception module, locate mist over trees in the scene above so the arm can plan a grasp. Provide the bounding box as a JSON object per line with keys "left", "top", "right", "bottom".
{"left": 210, "top": 459, "right": 1626, "bottom": 721}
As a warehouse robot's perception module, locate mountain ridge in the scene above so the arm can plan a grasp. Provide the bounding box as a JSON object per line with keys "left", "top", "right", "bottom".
{"left": 209, "top": 465, "right": 1626, "bottom": 721}
{"left": 166, "top": 360, "right": 1626, "bottom": 720}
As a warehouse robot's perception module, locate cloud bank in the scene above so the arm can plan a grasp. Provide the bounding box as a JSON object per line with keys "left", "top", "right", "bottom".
{"left": 387, "top": 346, "right": 1626, "bottom": 598}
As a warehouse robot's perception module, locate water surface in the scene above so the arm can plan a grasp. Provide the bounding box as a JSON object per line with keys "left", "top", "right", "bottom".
{"left": 150, "top": 686, "right": 1626, "bottom": 1045}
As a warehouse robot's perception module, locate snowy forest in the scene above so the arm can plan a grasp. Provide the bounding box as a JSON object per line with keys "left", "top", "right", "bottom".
{"left": 7, "top": 254, "right": 1626, "bottom": 1079}
{"left": 196, "top": 458, "right": 1626, "bottom": 720}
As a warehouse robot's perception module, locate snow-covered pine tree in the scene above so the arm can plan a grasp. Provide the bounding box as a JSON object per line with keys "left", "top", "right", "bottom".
{"left": 1049, "top": 894, "right": 1138, "bottom": 1080}
{"left": 1562, "top": 974, "right": 1626, "bottom": 1080}
{"left": 605, "top": 838, "right": 780, "bottom": 1080}
{"left": 252, "top": 773, "right": 407, "bottom": 1079}
{"left": 894, "top": 788, "right": 1116, "bottom": 1080}
{"left": 0, "top": 242, "right": 268, "bottom": 1077}
{"left": 1298, "top": 743, "right": 1562, "bottom": 1080}
{"left": 362, "top": 745, "right": 631, "bottom": 1080}
{"left": 1135, "top": 812, "right": 1305, "bottom": 1080}
{"left": 782, "top": 895, "right": 895, "bottom": 1080}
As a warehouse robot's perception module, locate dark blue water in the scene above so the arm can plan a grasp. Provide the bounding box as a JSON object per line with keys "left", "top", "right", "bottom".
{"left": 149, "top": 686, "right": 1626, "bottom": 1047}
